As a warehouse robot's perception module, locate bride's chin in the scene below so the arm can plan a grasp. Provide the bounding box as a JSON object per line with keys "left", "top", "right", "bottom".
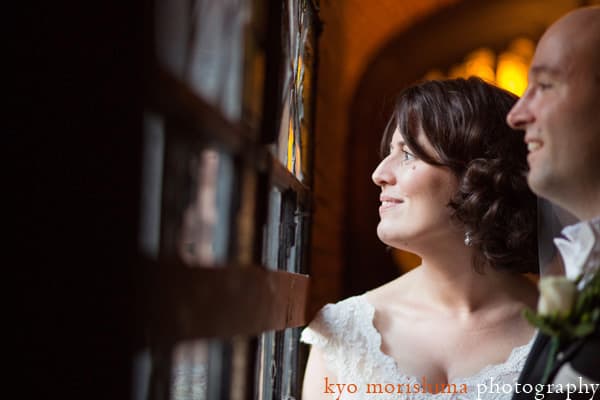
{"left": 377, "top": 228, "right": 408, "bottom": 249}
{"left": 376, "top": 225, "right": 392, "bottom": 243}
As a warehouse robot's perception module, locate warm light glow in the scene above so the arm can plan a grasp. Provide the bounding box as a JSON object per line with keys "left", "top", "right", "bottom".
{"left": 295, "top": 140, "right": 302, "bottom": 178}
{"left": 423, "top": 68, "right": 445, "bottom": 80}
{"left": 497, "top": 52, "right": 529, "bottom": 96}
{"left": 463, "top": 48, "right": 496, "bottom": 83}
{"left": 287, "top": 118, "right": 294, "bottom": 172}
{"left": 422, "top": 37, "right": 534, "bottom": 97}
{"left": 448, "top": 63, "right": 465, "bottom": 79}
{"left": 296, "top": 55, "right": 303, "bottom": 89}
{"left": 508, "top": 37, "right": 534, "bottom": 60}
{"left": 496, "top": 38, "right": 534, "bottom": 96}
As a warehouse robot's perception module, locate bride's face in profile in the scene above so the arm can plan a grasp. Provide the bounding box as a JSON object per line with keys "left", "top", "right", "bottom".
{"left": 372, "top": 127, "right": 459, "bottom": 252}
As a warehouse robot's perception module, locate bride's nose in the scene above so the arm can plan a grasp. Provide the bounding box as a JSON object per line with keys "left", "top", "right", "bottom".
{"left": 372, "top": 156, "right": 395, "bottom": 187}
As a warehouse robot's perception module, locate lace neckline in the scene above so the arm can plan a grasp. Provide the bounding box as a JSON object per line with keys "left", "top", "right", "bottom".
{"left": 355, "top": 294, "right": 536, "bottom": 385}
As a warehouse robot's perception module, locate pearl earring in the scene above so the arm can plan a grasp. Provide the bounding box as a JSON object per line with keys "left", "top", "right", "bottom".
{"left": 464, "top": 231, "right": 473, "bottom": 247}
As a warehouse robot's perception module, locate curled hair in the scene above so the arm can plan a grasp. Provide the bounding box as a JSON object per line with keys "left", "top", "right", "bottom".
{"left": 382, "top": 77, "right": 537, "bottom": 273}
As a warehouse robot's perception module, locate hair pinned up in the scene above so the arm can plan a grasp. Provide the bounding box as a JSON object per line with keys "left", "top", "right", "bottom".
{"left": 382, "top": 77, "right": 538, "bottom": 273}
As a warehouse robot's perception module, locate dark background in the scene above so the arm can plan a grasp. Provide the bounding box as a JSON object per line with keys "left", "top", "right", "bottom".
{"left": 10, "top": 2, "right": 142, "bottom": 399}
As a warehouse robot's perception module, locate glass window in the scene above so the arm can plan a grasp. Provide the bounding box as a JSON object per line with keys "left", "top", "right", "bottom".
{"left": 140, "top": 1, "right": 318, "bottom": 399}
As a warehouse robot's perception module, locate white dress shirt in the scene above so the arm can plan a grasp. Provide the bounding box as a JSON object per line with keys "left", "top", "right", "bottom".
{"left": 554, "top": 216, "right": 600, "bottom": 289}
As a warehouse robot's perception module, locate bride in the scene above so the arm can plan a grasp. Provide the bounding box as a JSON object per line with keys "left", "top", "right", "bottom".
{"left": 301, "top": 77, "right": 539, "bottom": 399}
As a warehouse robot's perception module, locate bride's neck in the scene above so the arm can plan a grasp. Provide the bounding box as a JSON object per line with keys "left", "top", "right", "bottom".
{"left": 414, "top": 249, "right": 512, "bottom": 316}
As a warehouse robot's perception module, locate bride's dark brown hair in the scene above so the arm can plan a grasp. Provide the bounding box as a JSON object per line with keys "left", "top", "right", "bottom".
{"left": 381, "top": 77, "right": 538, "bottom": 273}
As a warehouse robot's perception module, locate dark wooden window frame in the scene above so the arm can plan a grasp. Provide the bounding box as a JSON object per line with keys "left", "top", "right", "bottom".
{"left": 144, "top": 65, "right": 311, "bottom": 341}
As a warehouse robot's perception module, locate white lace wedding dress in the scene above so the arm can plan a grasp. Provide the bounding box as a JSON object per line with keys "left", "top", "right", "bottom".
{"left": 301, "top": 295, "right": 535, "bottom": 400}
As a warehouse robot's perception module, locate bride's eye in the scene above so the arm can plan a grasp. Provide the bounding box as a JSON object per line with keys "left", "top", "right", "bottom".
{"left": 402, "top": 149, "right": 416, "bottom": 162}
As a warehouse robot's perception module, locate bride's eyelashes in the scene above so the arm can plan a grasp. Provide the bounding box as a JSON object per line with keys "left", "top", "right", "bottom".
{"left": 401, "top": 149, "right": 416, "bottom": 162}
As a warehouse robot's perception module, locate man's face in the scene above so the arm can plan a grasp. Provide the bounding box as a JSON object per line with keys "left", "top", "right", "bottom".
{"left": 506, "top": 14, "right": 600, "bottom": 217}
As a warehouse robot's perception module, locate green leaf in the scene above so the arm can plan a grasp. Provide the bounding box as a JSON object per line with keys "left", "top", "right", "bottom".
{"left": 523, "top": 308, "right": 560, "bottom": 336}
{"left": 572, "top": 322, "right": 595, "bottom": 337}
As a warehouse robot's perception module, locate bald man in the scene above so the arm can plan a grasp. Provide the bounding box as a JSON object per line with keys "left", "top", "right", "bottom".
{"left": 507, "top": 6, "right": 600, "bottom": 400}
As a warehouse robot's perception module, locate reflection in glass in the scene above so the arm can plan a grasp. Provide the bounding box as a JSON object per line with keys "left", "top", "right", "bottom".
{"left": 178, "top": 149, "right": 219, "bottom": 266}
{"left": 178, "top": 147, "right": 234, "bottom": 267}
{"left": 162, "top": 138, "right": 233, "bottom": 267}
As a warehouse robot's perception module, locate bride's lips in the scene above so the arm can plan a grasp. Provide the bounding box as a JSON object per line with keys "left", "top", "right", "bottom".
{"left": 379, "top": 195, "right": 404, "bottom": 213}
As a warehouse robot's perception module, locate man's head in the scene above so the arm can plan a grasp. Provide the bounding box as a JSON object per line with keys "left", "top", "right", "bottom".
{"left": 507, "top": 6, "right": 600, "bottom": 221}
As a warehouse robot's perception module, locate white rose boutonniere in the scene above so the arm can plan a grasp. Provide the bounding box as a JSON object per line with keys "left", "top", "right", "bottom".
{"left": 537, "top": 276, "right": 577, "bottom": 317}
{"left": 523, "top": 272, "right": 600, "bottom": 384}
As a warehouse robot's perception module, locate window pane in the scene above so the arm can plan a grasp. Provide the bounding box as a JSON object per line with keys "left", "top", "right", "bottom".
{"left": 233, "top": 166, "right": 258, "bottom": 265}
{"left": 273, "top": 0, "right": 317, "bottom": 183}
{"left": 263, "top": 185, "right": 309, "bottom": 273}
{"left": 280, "top": 327, "right": 301, "bottom": 400}
{"left": 262, "top": 187, "right": 282, "bottom": 270}
{"left": 278, "top": 189, "right": 297, "bottom": 272}
{"left": 140, "top": 112, "right": 165, "bottom": 260}
{"left": 256, "top": 331, "right": 276, "bottom": 400}
{"left": 171, "top": 340, "right": 209, "bottom": 400}
{"left": 154, "top": 0, "right": 250, "bottom": 122}
{"left": 170, "top": 338, "right": 249, "bottom": 400}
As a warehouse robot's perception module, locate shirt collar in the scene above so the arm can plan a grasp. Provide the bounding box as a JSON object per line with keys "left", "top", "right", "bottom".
{"left": 553, "top": 216, "right": 600, "bottom": 288}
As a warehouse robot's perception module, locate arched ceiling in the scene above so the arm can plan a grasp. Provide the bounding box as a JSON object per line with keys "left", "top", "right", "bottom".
{"left": 319, "top": 0, "right": 459, "bottom": 111}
